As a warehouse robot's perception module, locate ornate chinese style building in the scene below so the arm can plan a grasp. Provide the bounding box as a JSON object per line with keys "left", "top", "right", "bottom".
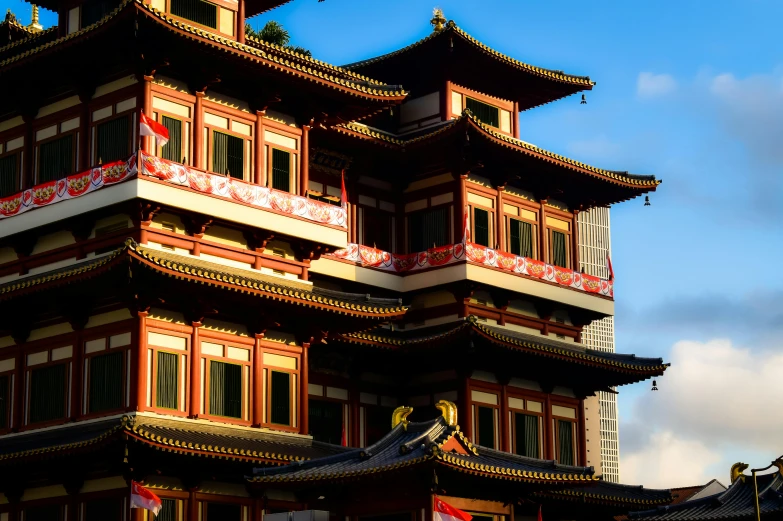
{"left": 0, "top": 2, "right": 670, "bottom": 520}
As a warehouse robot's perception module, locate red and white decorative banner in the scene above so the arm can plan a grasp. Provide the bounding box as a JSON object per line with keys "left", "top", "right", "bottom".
{"left": 329, "top": 242, "right": 613, "bottom": 297}
{"left": 139, "top": 153, "right": 347, "bottom": 228}
{"left": 0, "top": 155, "right": 138, "bottom": 219}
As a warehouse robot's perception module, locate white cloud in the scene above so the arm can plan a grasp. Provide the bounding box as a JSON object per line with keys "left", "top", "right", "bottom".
{"left": 621, "top": 339, "right": 783, "bottom": 486}
{"left": 637, "top": 72, "right": 677, "bottom": 98}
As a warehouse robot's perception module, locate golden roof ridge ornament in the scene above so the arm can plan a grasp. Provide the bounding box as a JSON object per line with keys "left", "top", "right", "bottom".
{"left": 392, "top": 406, "right": 413, "bottom": 430}
{"left": 730, "top": 462, "right": 748, "bottom": 483}
{"left": 27, "top": 4, "right": 43, "bottom": 32}
{"left": 430, "top": 8, "right": 446, "bottom": 32}
{"left": 435, "top": 400, "right": 458, "bottom": 427}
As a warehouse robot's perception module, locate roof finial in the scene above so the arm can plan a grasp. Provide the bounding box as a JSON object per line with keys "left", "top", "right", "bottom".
{"left": 430, "top": 7, "right": 446, "bottom": 32}
{"left": 27, "top": 4, "right": 43, "bottom": 32}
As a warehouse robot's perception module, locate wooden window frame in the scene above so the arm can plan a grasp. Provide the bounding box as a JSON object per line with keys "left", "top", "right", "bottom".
{"left": 196, "top": 492, "right": 252, "bottom": 521}
{"left": 358, "top": 203, "right": 396, "bottom": 252}
{"left": 507, "top": 393, "right": 544, "bottom": 459}
{"left": 200, "top": 336, "right": 252, "bottom": 426}
{"left": 81, "top": 328, "right": 132, "bottom": 419}
{"left": 405, "top": 202, "right": 452, "bottom": 254}
{"left": 504, "top": 205, "right": 539, "bottom": 259}
{"left": 146, "top": 326, "right": 190, "bottom": 418}
{"left": 551, "top": 401, "right": 578, "bottom": 466}
{"left": 468, "top": 203, "right": 495, "bottom": 248}
{"left": 150, "top": 88, "right": 195, "bottom": 166}
{"left": 35, "top": 128, "right": 78, "bottom": 184}
{"left": 468, "top": 383, "right": 500, "bottom": 450}
{"left": 203, "top": 109, "right": 254, "bottom": 182}
{"left": 308, "top": 395, "right": 348, "bottom": 445}
{"left": 545, "top": 212, "right": 573, "bottom": 268}
{"left": 266, "top": 144, "right": 298, "bottom": 194}
{"left": 262, "top": 122, "right": 300, "bottom": 193}
{"left": 164, "top": 0, "right": 237, "bottom": 38}
{"left": 0, "top": 148, "right": 21, "bottom": 197}
{"left": 92, "top": 112, "right": 134, "bottom": 165}
{"left": 259, "top": 343, "right": 300, "bottom": 432}
{"left": 0, "top": 367, "right": 12, "bottom": 434}
{"left": 25, "top": 346, "right": 72, "bottom": 428}
{"left": 449, "top": 84, "right": 514, "bottom": 135}
{"left": 153, "top": 111, "right": 190, "bottom": 165}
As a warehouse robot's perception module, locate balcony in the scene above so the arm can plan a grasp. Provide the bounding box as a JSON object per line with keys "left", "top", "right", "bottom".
{"left": 316, "top": 242, "right": 614, "bottom": 315}
{"left": 0, "top": 153, "right": 348, "bottom": 248}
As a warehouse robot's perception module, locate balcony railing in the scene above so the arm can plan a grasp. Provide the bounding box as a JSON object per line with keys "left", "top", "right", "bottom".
{"left": 329, "top": 242, "right": 614, "bottom": 298}
{"left": 0, "top": 153, "right": 348, "bottom": 229}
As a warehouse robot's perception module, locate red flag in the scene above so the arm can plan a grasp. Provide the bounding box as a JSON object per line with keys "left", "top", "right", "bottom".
{"left": 606, "top": 251, "right": 614, "bottom": 280}
{"left": 340, "top": 169, "right": 348, "bottom": 207}
{"left": 537, "top": 505, "right": 542, "bottom": 521}
{"left": 341, "top": 423, "right": 347, "bottom": 447}
{"left": 130, "top": 481, "right": 162, "bottom": 516}
{"left": 434, "top": 496, "right": 472, "bottom": 521}
{"left": 139, "top": 110, "right": 169, "bottom": 148}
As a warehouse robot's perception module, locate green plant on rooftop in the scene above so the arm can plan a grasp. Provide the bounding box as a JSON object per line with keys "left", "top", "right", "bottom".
{"left": 245, "top": 20, "right": 312, "bottom": 57}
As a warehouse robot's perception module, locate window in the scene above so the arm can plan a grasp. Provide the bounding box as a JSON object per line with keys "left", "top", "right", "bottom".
{"left": 363, "top": 209, "right": 393, "bottom": 251}
{"left": 171, "top": 0, "right": 217, "bottom": 28}
{"left": 88, "top": 352, "right": 123, "bottom": 413}
{"left": 509, "top": 218, "right": 534, "bottom": 258}
{"left": 551, "top": 230, "right": 567, "bottom": 268}
{"left": 96, "top": 115, "right": 130, "bottom": 164}
{"left": 271, "top": 148, "right": 291, "bottom": 191}
{"left": 476, "top": 406, "right": 496, "bottom": 448}
{"left": 556, "top": 419, "right": 575, "bottom": 465}
{"left": 81, "top": 0, "right": 121, "bottom": 26}
{"left": 85, "top": 498, "right": 123, "bottom": 521}
{"left": 209, "top": 361, "right": 242, "bottom": 419}
{"left": 38, "top": 134, "right": 74, "bottom": 183}
{"left": 473, "top": 207, "right": 490, "bottom": 247}
{"left": 465, "top": 97, "right": 499, "bottom": 127}
{"left": 0, "top": 374, "right": 8, "bottom": 429}
{"left": 29, "top": 363, "right": 67, "bottom": 423}
{"left": 158, "top": 499, "right": 178, "bottom": 521}
{"left": 270, "top": 371, "right": 291, "bottom": 425}
{"left": 24, "top": 505, "right": 62, "bottom": 521}
{"left": 513, "top": 413, "right": 539, "bottom": 458}
{"left": 471, "top": 389, "right": 499, "bottom": 449}
{"left": 408, "top": 206, "right": 449, "bottom": 252}
{"left": 309, "top": 399, "right": 343, "bottom": 444}
{"left": 206, "top": 502, "right": 241, "bottom": 520}
{"left": 213, "top": 131, "right": 243, "bottom": 179}
{"left": 0, "top": 153, "right": 19, "bottom": 197}
{"left": 156, "top": 351, "right": 179, "bottom": 409}
{"left": 161, "top": 116, "right": 183, "bottom": 162}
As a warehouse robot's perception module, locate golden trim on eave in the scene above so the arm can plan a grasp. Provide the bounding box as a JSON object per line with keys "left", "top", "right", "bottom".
{"left": 536, "top": 489, "right": 672, "bottom": 505}
{"left": 0, "top": 426, "right": 121, "bottom": 462}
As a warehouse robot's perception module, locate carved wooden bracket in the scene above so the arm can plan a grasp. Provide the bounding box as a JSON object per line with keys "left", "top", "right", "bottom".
{"left": 293, "top": 241, "right": 331, "bottom": 262}
{"left": 182, "top": 214, "right": 213, "bottom": 239}
{"left": 134, "top": 201, "right": 161, "bottom": 226}
{"left": 243, "top": 230, "right": 275, "bottom": 252}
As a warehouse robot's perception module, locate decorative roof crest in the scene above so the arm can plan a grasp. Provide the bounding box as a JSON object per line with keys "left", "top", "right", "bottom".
{"left": 430, "top": 8, "right": 446, "bottom": 32}
{"left": 392, "top": 406, "right": 413, "bottom": 430}
{"left": 435, "top": 400, "right": 458, "bottom": 427}
{"left": 730, "top": 462, "right": 748, "bottom": 483}
{"left": 27, "top": 4, "right": 42, "bottom": 32}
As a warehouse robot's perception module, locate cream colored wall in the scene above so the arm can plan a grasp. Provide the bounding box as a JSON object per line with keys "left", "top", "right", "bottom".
{"left": 153, "top": 75, "right": 190, "bottom": 94}
{"left": 28, "top": 322, "right": 73, "bottom": 342}
{"left": 151, "top": 213, "right": 186, "bottom": 233}
{"left": 93, "top": 75, "right": 138, "bottom": 99}
{"left": 205, "top": 91, "right": 250, "bottom": 113}
{"left": 408, "top": 290, "right": 457, "bottom": 310}
{"left": 20, "top": 485, "right": 67, "bottom": 501}
{"left": 0, "top": 247, "right": 17, "bottom": 264}
{"left": 404, "top": 173, "right": 454, "bottom": 193}
{"left": 202, "top": 318, "right": 249, "bottom": 337}
{"left": 584, "top": 394, "right": 602, "bottom": 476}
{"left": 204, "top": 225, "right": 247, "bottom": 248}
{"left": 149, "top": 307, "right": 187, "bottom": 324}
{"left": 86, "top": 309, "right": 133, "bottom": 328}
{"left": 37, "top": 96, "right": 80, "bottom": 119}
{"left": 80, "top": 476, "right": 128, "bottom": 493}
{"left": 399, "top": 92, "right": 440, "bottom": 124}
{"left": 0, "top": 116, "right": 23, "bottom": 133}
{"left": 31, "top": 230, "right": 76, "bottom": 255}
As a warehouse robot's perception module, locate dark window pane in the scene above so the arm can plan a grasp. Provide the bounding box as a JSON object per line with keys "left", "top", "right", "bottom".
{"left": 85, "top": 498, "right": 122, "bottom": 521}
{"left": 474, "top": 208, "right": 489, "bottom": 247}
{"left": 270, "top": 371, "right": 291, "bottom": 425}
{"left": 39, "top": 135, "right": 74, "bottom": 183}
{"left": 363, "top": 210, "right": 393, "bottom": 251}
{"left": 25, "top": 504, "right": 62, "bottom": 521}
{"left": 207, "top": 502, "right": 241, "bottom": 520}
{"left": 477, "top": 406, "right": 495, "bottom": 449}
{"left": 308, "top": 399, "right": 342, "bottom": 444}
{"left": 358, "top": 514, "right": 412, "bottom": 521}
{"left": 81, "top": 0, "right": 121, "bottom": 26}
{"left": 509, "top": 218, "right": 533, "bottom": 258}
{"left": 365, "top": 406, "right": 394, "bottom": 446}
{"left": 213, "top": 132, "right": 243, "bottom": 178}
{"left": 210, "top": 361, "right": 242, "bottom": 419}
{"left": 514, "top": 412, "right": 539, "bottom": 458}
{"left": 465, "top": 97, "right": 499, "bottom": 127}
{"left": 161, "top": 116, "right": 183, "bottom": 162}
{"left": 408, "top": 206, "right": 448, "bottom": 252}
{"left": 271, "top": 149, "right": 290, "bottom": 192}
{"left": 97, "top": 115, "right": 130, "bottom": 164}
{"left": 552, "top": 230, "right": 567, "bottom": 267}
{"left": 171, "top": 0, "right": 217, "bottom": 28}
{"left": 0, "top": 154, "right": 18, "bottom": 197}
{"left": 158, "top": 499, "right": 177, "bottom": 521}
{"left": 89, "top": 351, "right": 123, "bottom": 413}
{"left": 156, "top": 351, "right": 179, "bottom": 410}
{"left": 29, "top": 364, "right": 66, "bottom": 423}
{"left": 0, "top": 374, "right": 7, "bottom": 429}
{"left": 558, "top": 419, "right": 575, "bottom": 465}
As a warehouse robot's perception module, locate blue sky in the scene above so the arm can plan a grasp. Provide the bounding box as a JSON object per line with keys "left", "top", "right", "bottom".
{"left": 8, "top": 0, "right": 783, "bottom": 487}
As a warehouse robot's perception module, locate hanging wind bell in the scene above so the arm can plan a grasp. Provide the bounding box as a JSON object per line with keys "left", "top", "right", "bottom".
{"left": 644, "top": 195, "right": 651, "bottom": 206}
{"left": 651, "top": 380, "right": 658, "bottom": 391}
{"left": 580, "top": 94, "right": 587, "bottom": 104}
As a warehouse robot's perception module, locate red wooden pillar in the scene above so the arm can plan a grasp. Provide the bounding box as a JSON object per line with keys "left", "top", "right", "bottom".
{"left": 300, "top": 343, "right": 309, "bottom": 435}
{"left": 543, "top": 394, "right": 553, "bottom": 460}
{"left": 500, "top": 384, "right": 509, "bottom": 452}
{"left": 193, "top": 92, "right": 205, "bottom": 170}
{"left": 188, "top": 490, "right": 199, "bottom": 521}
{"left": 252, "top": 333, "right": 263, "bottom": 427}
{"left": 12, "top": 350, "right": 23, "bottom": 431}
{"left": 512, "top": 101, "right": 520, "bottom": 139}
{"left": 189, "top": 322, "right": 202, "bottom": 418}
{"left": 300, "top": 125, "right": 310, "bottom": 196}
{"left": 142, "top": 76, "right": 154, "bottom": 154}
{"left": 578, "top": 399, "right": 588, "bottom": 466}
{"left": 454, "top": 176, "right": 467, "bottom": 244}
{"left": 538, "top": 201, "right": 548, "bottom": 263}
{"left": 135, "top": 312, "right": 148, "bottom": 411}
{"left": 495, "top": 187, "right": 504, "bottom": 251}
{"left": 236, "top": 0, "right": 245, "bottom": 44}
{"left": 253, "top": 112, "right": 264, "bottom": 185}
{"left": 442, "top": 80, "right": 452, "bottom": 121}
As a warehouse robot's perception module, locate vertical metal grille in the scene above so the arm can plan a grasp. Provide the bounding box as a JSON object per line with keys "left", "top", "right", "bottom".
{"left": 407, "top": 206, "right": 448, "bottom": 252}
{"left": 0, "top": 154, "right": 18, "bottom": 197}
{"left": 96, "top": 115, "right": 130, "bottom": 164}
{"left": 270, "top": 370, "right": 291, "bottom": 425}
{"left": 29, "top": 363, "right": 66, "bottom": 423}
{"left": 157, "top": 499, "right": 177, "bottom": 521}
{"left": 207, "top": 503, "right": 241, "bottom": 520}
{"left": 24, "top": 505, "right": 62, "bottom": 521}
{"left": 558, "top": 420, "right": 575, "bottom": 465}
{"left": 85, "top": 498, "right": 122, "bottom": 521}
{"left": 509, "top": 218, "right": 533, "bottom": 257}
{"left": 156, "top": 351, "right": 179, "bottom": 410}
{"left": 81, "top": 0, "right": 120, "bottom": 27}
{"left": 38, "top": 135, "right": 74, "bottom": 182}
{"left": 465, "top": 97, "right": 499, "bottom": 127}
{"left": 161, "top": 116, "right": 182, "bottom": 162}
{"left": 271, "top": 148, "right": 291, "bottom": 191}
{"left": 0, "top": 374, "right": 8, "bottom": 429}
{"left": 171, "top": 0, "right": 217, "bottom": 28}
{"left": 88, "top": 351, "right": 123, "bottom": 413}
{"left": 513, "top": 412, "right": 539, "bottom": 458}
{"left": 209, "top": 361, "right": 241, "bottom": 418}
{"left": 477, "top": 406, "right": 495, "bottom": 448}
{"left": 213, "top": 131, "right": 243, "bottom": 178}
{"left": 552, "top": 230, "right": 567, "bottom": 267}
{"left": 363, "top": 210, "right": 393, "bottom": 251}
{"left": 308, "top": 399, "right": 342, "bottom": 443}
